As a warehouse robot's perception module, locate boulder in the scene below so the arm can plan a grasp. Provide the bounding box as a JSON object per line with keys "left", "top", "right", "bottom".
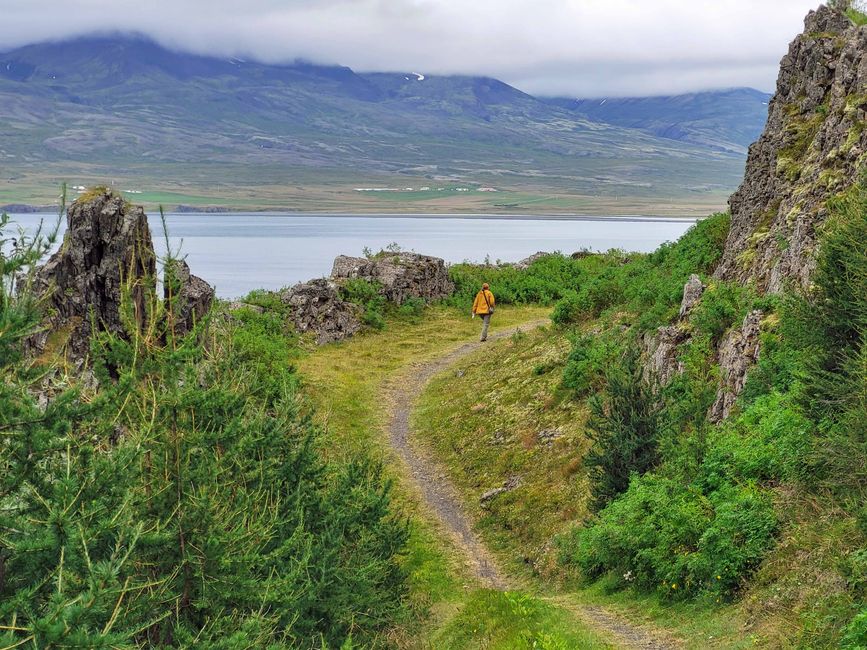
{"left": 514, "top": 251, "right": 551, "bottom": 269}
{"left": 480, "top": 475, "right": 522, "bottom": 508}
{"left": 29, "top": 189, "right": 157, "bottom": 361}
{"left": 331, "top": 252, "right": 453, "bottom": 304}
{"left": 164, "top": 259, "right": 215, "bottom": 336}
{"left": 281, "top": 279, "right": 361, "bottom": 344}
{"left": 709, "top": 310, "right": 763, "bottom": 422}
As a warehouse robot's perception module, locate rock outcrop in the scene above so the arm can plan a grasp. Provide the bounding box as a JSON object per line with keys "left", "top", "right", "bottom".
{"left": 28, "top": 189, "right": 214, "bottom": 361}
{"left": 281, "top": 279, "right": 362, "bottom": 345}
{"left": 331, "top": 252, "right": 453, "bottom": 305}
{"left": 641, "top": 274, "right": 704, "bottom": 385}
{"left": 708, "top": 310, "right": 764, "bottom": 422}
{"left": 480, "top": 475, "right": 522, "bottom": 507}
{"left": 678, "top": 274, "right": 705, "bottom": 319}
{"left": 514, "top": 252, "right": 551, "bottom": 269}
{"left": 30, "top": 190, "right": 157, "bottom": 361}
{"left": 642, "top": 6, "right": 866, "bottom": 420}
{"left": 164, "top": 259, "right": 215, "bottom": 336}
{"left": 715, "top": 5, "right": 867, "bottom": 293}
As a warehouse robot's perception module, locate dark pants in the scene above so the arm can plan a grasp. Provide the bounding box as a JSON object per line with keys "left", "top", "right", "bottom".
{"left": 480, "top": 314, "right": 491, "bottom": 341}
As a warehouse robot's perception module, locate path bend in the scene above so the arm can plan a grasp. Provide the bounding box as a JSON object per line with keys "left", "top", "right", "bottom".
{"left": 384, "top": 318, "right": 679, "bottom": 650}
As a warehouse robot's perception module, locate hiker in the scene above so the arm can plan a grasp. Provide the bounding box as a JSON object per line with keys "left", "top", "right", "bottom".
{"left": 471, "top": 283, "right": 495, "bottom": 342}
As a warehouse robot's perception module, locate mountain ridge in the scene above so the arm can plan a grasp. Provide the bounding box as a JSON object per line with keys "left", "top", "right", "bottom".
{"left": 0, "top": 34, "right": 766, "bottom": 213}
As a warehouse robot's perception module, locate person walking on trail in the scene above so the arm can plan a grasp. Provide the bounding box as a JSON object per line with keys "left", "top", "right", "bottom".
{"left": 472, "top": 283, "right": 496, "bottom": 342}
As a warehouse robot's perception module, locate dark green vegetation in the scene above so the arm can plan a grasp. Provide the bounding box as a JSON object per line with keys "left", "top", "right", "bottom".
{"left": 555, "top": 182, "right": 865, "bottom": 631}
{"left": 0, "top": 220, "right": 409, "bottom": 647}
{"left": 0, "top": 36, "right": 758, "bottom": 213}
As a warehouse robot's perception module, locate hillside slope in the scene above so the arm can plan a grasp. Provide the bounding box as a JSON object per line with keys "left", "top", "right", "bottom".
{"left": 544, "top": 88, "right": 771, "bottom": 155}
{"left": 0, "top": 35, "right": 754, "bottom": 212}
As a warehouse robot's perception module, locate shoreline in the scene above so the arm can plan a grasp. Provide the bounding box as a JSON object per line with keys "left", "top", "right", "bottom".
{"left": 5, "top": 209, "right": 702, "bottom": 224}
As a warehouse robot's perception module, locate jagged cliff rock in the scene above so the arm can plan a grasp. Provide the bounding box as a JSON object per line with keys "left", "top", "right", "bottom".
{"left": 164, "top": 259, "right": 215, "bottom": 336}
{"left": 30, "top": 190, "right": 157, "bottom": 361}
{"left": 641, "top": 274, "right": 704, "bottom": 385}
{"left": 643, "top": 5, "right": 865, "bottom": 420}
{"left": 331, "top": 252, "right": 454, "bottom": 304}
{"left": 281, "top": 279, "right": 362, "bottom": 345}
{"left": 709, "top": 310, "right": 764, "bottom": 422}
{"left": 29, "top": 189, "right": 215, "bottom": 361}
{"left": 715, "top": 5, "right": 867, "bottom": 292}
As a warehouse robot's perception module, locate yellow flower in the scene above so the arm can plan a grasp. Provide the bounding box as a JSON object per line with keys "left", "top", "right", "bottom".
{"left": 671, "top": 583, "right": 677, "bottom": 589}
{"left": 716, "top": 575, "right": 721, "bottom": 580}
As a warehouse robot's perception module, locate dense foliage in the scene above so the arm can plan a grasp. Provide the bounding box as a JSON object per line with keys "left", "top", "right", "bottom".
{"left": 552, "top": 180, "right": 867, "bottom": 643}
{"left": 0, "top": 221, "right": 409, "bottom": 648}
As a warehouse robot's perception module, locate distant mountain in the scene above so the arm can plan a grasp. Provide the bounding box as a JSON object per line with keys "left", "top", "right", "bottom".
{"left": 0, "top": 35, "right": 763, "bottom": 212}
{"left": 543, "top": 88, "right": 771, "bottom": 155}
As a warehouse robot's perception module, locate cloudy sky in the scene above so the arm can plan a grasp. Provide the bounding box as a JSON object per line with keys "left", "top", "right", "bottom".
{"left": 2, "top": 0, "right": 821, "bottom": 96}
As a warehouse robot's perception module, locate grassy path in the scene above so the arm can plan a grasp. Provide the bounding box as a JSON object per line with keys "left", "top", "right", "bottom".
{"left": 298, "top": 305, "right": 683, "bottom": 648}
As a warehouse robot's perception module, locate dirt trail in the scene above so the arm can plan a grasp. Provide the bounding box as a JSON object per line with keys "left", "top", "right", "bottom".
{"left": 385, "top": 319, "right": 679, "bottom": 650}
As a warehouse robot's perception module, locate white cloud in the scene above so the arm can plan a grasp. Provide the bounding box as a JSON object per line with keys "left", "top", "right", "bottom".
{"left": 0, "top": 0, "right": 821, "bottom": 96}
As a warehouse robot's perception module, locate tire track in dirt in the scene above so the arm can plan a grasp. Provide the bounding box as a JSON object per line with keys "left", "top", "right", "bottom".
{"left": 385, "top": 318, "right": 680, "bottom": 649}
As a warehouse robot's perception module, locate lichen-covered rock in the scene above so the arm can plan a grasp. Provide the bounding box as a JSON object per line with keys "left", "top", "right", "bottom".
{"left": 641, "top": 325, "right": 689, "bottom": 386}
{"left": 30, "top": 189, "right": 157, "bottom": 361}
{"left": 715, "top": 5, "right": 867, "bottom": 292}
{"left": 640, "top": 274, "right": 705, "bottom": 385}
{"left": 331, "top": 252, "right": 453, "bottom": 304}
{"left": 679, "top": 274, "right": 705, "bottom": 319}
{"left": 164, "top": 259, "right": 214, "bottom": 336}
{"left": 709, "top": 310, "right": 764, "bottom": 422}
{"left": 281, "top": 279, "right": 361, "bottom": 344}
{"left": 514, "top": 252, "right": 551, "bottom": 269}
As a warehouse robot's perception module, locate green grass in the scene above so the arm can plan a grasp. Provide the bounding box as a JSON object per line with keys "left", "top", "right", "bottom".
{"left": 431, "top": 590, "right": 613, "bottom": 649}
{"left": 413, "top": 325, "right": 589, "bottom": 578}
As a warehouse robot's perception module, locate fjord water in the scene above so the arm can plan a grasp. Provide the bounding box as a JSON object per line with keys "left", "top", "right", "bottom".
{"left": 8, "top": 212, "right": 696, "bottom": 298}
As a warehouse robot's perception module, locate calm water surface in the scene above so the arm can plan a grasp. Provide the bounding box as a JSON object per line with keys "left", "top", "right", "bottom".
{"left": 6, "top": 212, "right": 696, "bottom": 298}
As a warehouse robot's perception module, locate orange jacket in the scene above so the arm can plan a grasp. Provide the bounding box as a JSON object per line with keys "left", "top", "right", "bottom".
{"left": 472, "top": 289, "right": 496, "bottom": 315}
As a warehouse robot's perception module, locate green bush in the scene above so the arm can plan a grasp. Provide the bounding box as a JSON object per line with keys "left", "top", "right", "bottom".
{"left": 340, "top": 277, "right": 387, "bottom": 330}
{"left": 583, "top": 350, "right": 663, "bottom": 511}
{"left": 689, "top": 281, "right": 755, "bottom": 342}
{"left": 841, "top": 608, "right": 867, "bottom": 648}
{"left": 700, "top": 391, "right": 811, "bottom": 490}
{"left": 562, "top": 475, "right": 776, "bottom": 599}
{"left": 447, "top": 252, "right": 621, "bottom": 310}
{"left": 561, "top": 332, "right": 618, "bottom": 397}
{"left": 398, "top": 295, "right": 426, "bottom": 320}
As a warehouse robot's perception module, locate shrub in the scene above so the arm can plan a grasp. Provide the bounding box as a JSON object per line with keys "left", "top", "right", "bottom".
{"left": 700, "top": 391, "right": 812, "bottom": 490}
{"left": 398, "top": 296, "right": 426, "bottom": 320}
{"left": 841, "top": 608, "right": 867, "bottom": 648}
{"left": 562, "top": 475, "right": 776, "bottom": 599}
{"left": 689, "top": 281, "right": 755, "bottom": 342}
{"left": 583, "top": 350, "right": 663, "bottom": 511}
{"left": 561, "top": 332, "right": 617, "bottom": 397}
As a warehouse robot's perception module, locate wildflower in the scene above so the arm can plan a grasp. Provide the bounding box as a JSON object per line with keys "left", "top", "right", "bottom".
{"left": 671, "top": 583, "right": 677, "bottom": 589}
{"left": 716, "top": 575, "right": 721, "bottom": 580}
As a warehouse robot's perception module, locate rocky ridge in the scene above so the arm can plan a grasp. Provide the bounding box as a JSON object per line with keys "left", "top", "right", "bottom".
{"left": 716, "top": 4, "right": 867, "bottom": 292}
{"left": 282, "top": 251, "right": 453, "bottom": 344}
{"left": 643, "top": 4, "right": 866, "bottom": 419}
